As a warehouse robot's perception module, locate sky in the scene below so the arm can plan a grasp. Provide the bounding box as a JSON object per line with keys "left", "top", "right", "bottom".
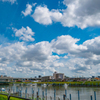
{"left": 0, "top": 0, "right": 100, "bottom": 78}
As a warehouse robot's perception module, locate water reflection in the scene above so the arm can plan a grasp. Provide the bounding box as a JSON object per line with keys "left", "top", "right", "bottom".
{"left": 0, "top": 84, "right": 100, "bottom": 100}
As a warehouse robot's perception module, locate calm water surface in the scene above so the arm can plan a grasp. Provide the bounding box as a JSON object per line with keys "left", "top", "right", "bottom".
{"left": 0, "top": 85, "right": 100, "bottom": 100}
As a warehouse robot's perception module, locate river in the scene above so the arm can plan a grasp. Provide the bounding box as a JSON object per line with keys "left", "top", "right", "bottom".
{"left": 0, "top": 84, "right": 100, "bottom": 100}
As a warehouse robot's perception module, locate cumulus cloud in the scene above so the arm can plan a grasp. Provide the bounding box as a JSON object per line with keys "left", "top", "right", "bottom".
{"left": 22, "top": 41, "right": 52, "bottom": 62}
{"left": 2, "top": 0, "right": 16, "bottom": 4}
{"left": 0, "top": 40, "right": 62, "bottom": 76}
{"left": 22, "top": 4, "right": 32, "bottom": 16}
{"left": 32, "top": 5, "right": 62, "bottom": 25}
{"left": 0, "top": 34, "right": 100, "bottom": 76}
{"left": 61, "top": 0, "right": 100, "bottom": 29}
{"left": 52, "top": 35, "right": 100, "bottom": 74}
{"left": 21, "top": 0, "right": 100, "bottom": 28}
{"left": 30, "top": 0, "right": 100, "bottom": 29}
{"left": 12, "top": 26, "right": 35, "bottom": 41}
{"left": 67, "top": 58, "right": 91, "bottom": 73}
{"left": 51, "top": 35, "right": 100, "bottom": 60}
{"left": 51, "top": 35, "right": 87, "bottom": 54}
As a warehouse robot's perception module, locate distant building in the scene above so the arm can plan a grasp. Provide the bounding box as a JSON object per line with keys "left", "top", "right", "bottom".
{"left": 53, "top": 71, "right": 57, "bottom": 79}
{"left": 91, "top": 78, "right": 97, "bottom": 81}
{"left": 53, "top": 72, "right": 64, "bottom": 80}
{"left": 0, "top": 75, "right": 3, "bottom": 77}
{"left": 87, "top": 78, "right": 91, "bottom": 81}
{"left": 0, "top": 77, "right": 13, "bottom": 82}
{"left": 41, "top": 76, "right": 53, "bottom": 82}
{"left": 4, "top": 75, "right": 7, "bottom": 77}
{"left": 95, "top": 77, "right": 100, "bottom": 81}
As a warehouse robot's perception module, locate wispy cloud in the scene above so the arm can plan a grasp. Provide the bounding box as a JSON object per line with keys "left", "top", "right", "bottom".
{"left": 2, "top": 0, "right": 16, "bottom": 4}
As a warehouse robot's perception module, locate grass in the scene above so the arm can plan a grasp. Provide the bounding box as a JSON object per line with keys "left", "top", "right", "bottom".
{"left": 0, "top": 91, "right": 8, "bottom": 95}
{"left": 10, "top": 81, "right": 83, "bottom": 84}
{"left": 10, "top": 81, "right": 100, "bottom": 85}
{"left": 0, "top": 94, "right": 7, "bottom": 100}
{"left": 10, "top": 97, "right": 25, "bottom": 100}
{"left": 8, "top": 81, "right": 100, "bottom": 88}
{"left": 0, "top": 94, "right": 43, "bottom": 100}
{"left": 0, "top": 94, "right": 28, "bottom": 100}
{"left": 84, "top": 81, "right": 100, "bottom": 85}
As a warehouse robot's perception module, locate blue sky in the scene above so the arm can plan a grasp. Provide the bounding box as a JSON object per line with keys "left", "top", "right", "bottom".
{"left": 0, "top": 0, "right": 100, "bottom": 78}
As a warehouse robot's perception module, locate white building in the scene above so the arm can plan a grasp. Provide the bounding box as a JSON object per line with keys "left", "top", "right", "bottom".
{"left": 41, "top": 76, "right": 53, "bottom": 82}
{"left": 53, "top": 72, "right": 64, "bottom": 80}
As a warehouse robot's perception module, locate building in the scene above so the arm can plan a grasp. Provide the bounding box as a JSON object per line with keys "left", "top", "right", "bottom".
{"left": 0, "top": 77, "right": 13, "bottom": 82}
{"left": 53, "top": 71, "right": 57, "bottom": 79}
{"left": 41, "top": 76, "right": 52, "bottom": 82}
{"left": 53, "top": 72, "right": 64, "bottom": 80}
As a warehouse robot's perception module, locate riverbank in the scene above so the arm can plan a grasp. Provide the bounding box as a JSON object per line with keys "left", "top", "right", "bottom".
{"left": 9, "top": 81, "right": 100, "bottom": 87}
{"left": 0, "top": 94, "right": 24, "bottom": 100}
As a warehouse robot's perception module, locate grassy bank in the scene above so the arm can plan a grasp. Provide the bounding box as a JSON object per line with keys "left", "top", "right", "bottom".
{"left": 0, "top": 94, "right": 42, "bottom": 100}
{"left": 0, "top": 94, "right": 7, "bottom": 100}
{"left": 0, "top": 92, "right": 8, "bottom": 95}
{"left": 0, "top": 94, "right": 28, "bottom": 100}
{"left": 10, "top": 81, "right": 100, "bottom": 86}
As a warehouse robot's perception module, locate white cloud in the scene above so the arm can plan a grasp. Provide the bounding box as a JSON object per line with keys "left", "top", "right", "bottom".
{"left": 1, "top": 34, "right": 100, "bottom": 77}
{"left": 31, "top": 0, "right": 100, "bottom": 29}
{"left": 51, "top": 35, "right": 100, "bottom": 75}
{"left": 32, "top": 6, "right": 52, "bottom": 25}
{"left": 12, "top": 26, "right": 35, "bottom": 41}
{"left": 63, "top": 55, "right": 68, "bottom": 59}
{"left": 66, "top": 58, "right": 91, "bottom": 73}
{"left": 0, "top": 40, "right": 59, "bottom": 76}
{"left": 51, "top": 35, "right": 100, "bottom": 60}
{"left": 32, "top": 3, "right": 37, "bottom": 7}
{"left": 21, "top": 41, "right": 52, "bottom": 62}
{"left": 32, "top": 5, "right": 62, "bottom": 25}
{"left": 22, "top": 4, "right": 32, "bottom": 16}
{"left": 2, "top": 0, "right": 16, "bottom": 4}
{"left": 60, "top": 0, "right": 100, "bottom": 29}
{"left": 51, "top": 35, "right": 81, "bottom": 54}
{"left": 20, "top": 0, "right": 100, "bottom": 29}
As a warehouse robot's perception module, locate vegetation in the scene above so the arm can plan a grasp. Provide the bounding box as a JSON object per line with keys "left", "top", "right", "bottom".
{"left": 9, "top": 81, "right": 100, "bottom": 86}
{"left": 0, "top": 94, "right": 7, "bottom": 100}
{"left": 0, "top": 91, "right": 8, "bottom": 94}
{"left": 0, "top": 94, "right": 43, "bottom": 100}
{"left": 10, "top": 97, "right": 26, "bottom": 100}
{"left": 0, "top": 94, "right": 27, "bottom": 100}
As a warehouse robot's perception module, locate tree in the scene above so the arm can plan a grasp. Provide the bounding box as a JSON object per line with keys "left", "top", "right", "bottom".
{"left": 38, "top": 75, "right": 41, "bottom": 78}
{"left": 35, "top": 76, "right": 37, "bottom": 78}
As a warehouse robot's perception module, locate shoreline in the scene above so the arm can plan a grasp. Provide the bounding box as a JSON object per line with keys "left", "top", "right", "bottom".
{"left": 7, "top": 81, "right": 100, "bottom": 87}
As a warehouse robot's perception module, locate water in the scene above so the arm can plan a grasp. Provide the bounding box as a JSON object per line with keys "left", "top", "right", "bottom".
{"left": 0, "top": 84, "right": 100, "bottom": 100}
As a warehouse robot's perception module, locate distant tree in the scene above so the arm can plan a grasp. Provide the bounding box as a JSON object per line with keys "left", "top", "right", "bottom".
{"left": 4, "top": 75, "right": 7, "bottom": 77}
{"left": 65, "top": 76, "right": 69, "bottom": 78}
{"left": 35, "top": 76, "right": 37, "bottom": 78}
{"left": 38, "top": 75, "right": 41, "bottom": 78}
